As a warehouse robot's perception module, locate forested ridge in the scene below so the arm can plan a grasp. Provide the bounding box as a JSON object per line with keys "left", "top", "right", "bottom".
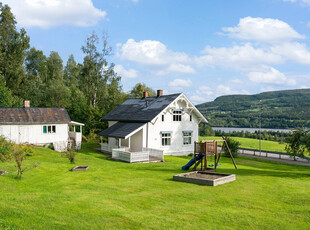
{"left": 196, "top": 88, "right": 310, "bottom": 129}
{"left": 0, "top": 4, "right": 145, "bottom": 134}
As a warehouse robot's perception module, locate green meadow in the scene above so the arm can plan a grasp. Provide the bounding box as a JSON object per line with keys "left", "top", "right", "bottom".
{"left": 200, "top": 136, "right": 287, "bottom": 152}
{"left": 0, "top": 143, "right": 309, "bottom": 229}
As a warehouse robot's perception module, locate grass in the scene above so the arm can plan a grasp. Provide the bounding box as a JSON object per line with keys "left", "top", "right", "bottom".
{"left": 0, "top": 143, "right": 309, "bottom": 229}
{"left": 199, "top": 136, "right": 287, "bottom": 152}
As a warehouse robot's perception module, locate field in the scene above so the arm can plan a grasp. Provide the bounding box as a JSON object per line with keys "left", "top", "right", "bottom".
{"left": 0, "top": 144, "right": 310, "bottom": 229}
{"left": 200, "top": 136, "right": 287, "bottom": 152}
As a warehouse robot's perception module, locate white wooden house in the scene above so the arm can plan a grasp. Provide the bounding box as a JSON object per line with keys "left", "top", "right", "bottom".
{"left": 99, "top": 90, "right": 207, "bottom": 162}
{"left": 0, "top": 101, "right": 84, "bottom": 152}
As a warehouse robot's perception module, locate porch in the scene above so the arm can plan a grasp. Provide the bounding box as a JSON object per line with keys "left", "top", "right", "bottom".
{"left": 98, "top": 122, "right": 164, "bottom": 163}
{"left": 68, "top": 121, "right": 84, "bottom": 150}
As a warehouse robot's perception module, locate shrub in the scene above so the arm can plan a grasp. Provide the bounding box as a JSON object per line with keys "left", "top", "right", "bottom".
{"left": 86, "top": 130, "right": 100, "bottom": 144}
{"left": 223, "top": 137, "right": 241, "bottom": 157}
{"left": 62, "top": 146, "right": 77, "bottom": 164}
{"left": 0, "top": 137, "right": 12, "bottom": 162}
{"left": 11, "top": 144, "right": 33, "bottom": 179}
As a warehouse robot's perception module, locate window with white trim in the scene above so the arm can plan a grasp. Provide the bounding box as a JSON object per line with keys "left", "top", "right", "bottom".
{"left": 173, "top": 110, "right": 182, "bottom": 121}
{"left": 161, "top": 132, "right": 171, "bottom": 146}
{"left": 183, "top": 131, "right": 192, "bottom": 145}
{"left": 43, "top": 125, "right": 56, "bottom": 134}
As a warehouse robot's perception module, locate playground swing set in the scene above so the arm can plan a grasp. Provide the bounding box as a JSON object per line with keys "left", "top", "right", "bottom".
{"left": 182, "top": 137, "right": 238, "bottom": 171}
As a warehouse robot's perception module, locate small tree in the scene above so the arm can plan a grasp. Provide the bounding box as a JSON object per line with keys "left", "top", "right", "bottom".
{"left": 63, "top": 146, "right": 77, "bottom": 164}
{"left": 12, "top": 144, "right": 33, "bottom": 179}
{"left": 285, "top": 129, "right": 310, "bottom": 160}
{"left": 223, "top": 137, "right": 241, "bottom": 157}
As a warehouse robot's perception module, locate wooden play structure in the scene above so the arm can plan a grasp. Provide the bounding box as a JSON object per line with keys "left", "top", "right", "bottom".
{"left": 191, "top": 137, "right": 238, "bottom": 171}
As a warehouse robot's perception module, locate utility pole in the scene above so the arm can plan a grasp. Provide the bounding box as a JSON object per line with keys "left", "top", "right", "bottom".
{"left": 259, "top": 100, "right": 262, "bottom": 156}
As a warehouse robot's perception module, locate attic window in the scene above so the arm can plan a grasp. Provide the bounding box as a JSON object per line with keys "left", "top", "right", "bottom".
{"left": 190, "top": 115, "right": 192, "bottom": 122}
{"left": 173, "top": 110, "right": 182, "bottom": 121}
{"left": 162, "top": 115, "right": 164, "bottom": 122}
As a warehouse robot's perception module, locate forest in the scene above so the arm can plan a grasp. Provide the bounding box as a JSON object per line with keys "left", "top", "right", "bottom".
{"left": 0, "top": 4, "right": 156, "bottom": 135}
{"left": 197, "top": 88, "right": 310, "bottom": 129}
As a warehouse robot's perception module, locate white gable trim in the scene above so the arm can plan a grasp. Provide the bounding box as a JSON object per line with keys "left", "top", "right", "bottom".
{"left": 151, "top": 93, "right": 208, "bottom": 124}
{"left": 124, "top": 124, "right": 146, "bottom": 140}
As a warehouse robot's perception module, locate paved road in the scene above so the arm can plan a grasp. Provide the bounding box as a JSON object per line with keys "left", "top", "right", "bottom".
{"left": 239, "top": 153, "right": 310, "bottom": 167}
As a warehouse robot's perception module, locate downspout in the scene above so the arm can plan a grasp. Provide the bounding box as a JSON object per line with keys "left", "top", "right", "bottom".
{"left": 146, "top": 123, "right": 149, "bottom": 148}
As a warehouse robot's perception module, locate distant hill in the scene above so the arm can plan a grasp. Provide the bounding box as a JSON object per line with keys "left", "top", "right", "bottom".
{"left": 196, "top": 89, "right": 310, "bottom": 129}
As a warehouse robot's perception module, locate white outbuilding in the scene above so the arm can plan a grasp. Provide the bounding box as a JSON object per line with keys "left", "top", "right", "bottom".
{"left": 99, "top": 90, "right": 207, "bottom": 162}
{"left": 0, "top": 101, "right": 84, "bottom": 152}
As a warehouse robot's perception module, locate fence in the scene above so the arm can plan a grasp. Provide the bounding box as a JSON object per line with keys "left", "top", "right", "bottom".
{"left": 112, "top": 148, "right": 149, "bottom": 163}
{"left": 142, "top": 147, "right": 164, "bottom": 161}
{"left": 238, "top": 148, "right": 310, "bottom": 163}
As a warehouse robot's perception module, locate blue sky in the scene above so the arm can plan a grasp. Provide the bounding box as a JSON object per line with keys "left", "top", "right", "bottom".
{"left": 4, "top": 0, "right": 310, "bottom": 103}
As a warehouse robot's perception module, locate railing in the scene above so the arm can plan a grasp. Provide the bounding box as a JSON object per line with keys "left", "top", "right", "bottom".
{"left": 69, "top": 132, "right": 82, "bottom": 150}
{"left": 101, "top": 143, "right": 126, "bottom": 153}
{"left": 238, "top": 148, "right": 310, "bottom": 163}
{"left": 142, "top": 147, "right": 164, "bottom": 161}
{"left": 112, "top": 148, "right": 149, "bottom": 163}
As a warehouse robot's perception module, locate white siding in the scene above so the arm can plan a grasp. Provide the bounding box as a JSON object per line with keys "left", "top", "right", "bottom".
{"left": 0, "top": 124, "right": 69, "bottom": 147}
{"left": 108, "top": 121, "right": 118, "bottom": 146}
{"left": 146, "top": 100, "right": 199, "bottom": 156}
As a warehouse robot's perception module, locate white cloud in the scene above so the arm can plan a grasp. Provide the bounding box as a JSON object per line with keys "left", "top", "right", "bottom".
{"left": 216, "top": 85, "right": 250, "bottom": 97}
{"left": 190, "top": 95, "right": 208, "bottom": 103}
{"left": 271, "top": 42, "right": 310, "bottom": 65}
{"left": 118, "top": 39, "right": 195, "bottom": 76}
{"left": 3, "top": 0, "right": 106, "bottom": 28}
{"left": 283, "top": 0, "right": 310, "bottom": 6}
{"left": 190, "top": 86, "right": 214, "bottom": 103}
{"left": 196, "top": 43, "right": 283, "bottom": 71}
{"left": 114, "top": 64, "right": 138, "bottom": 79}
{"left": 247, "top": 66, "right": 296, "bottom": 85}
{"left": 169, "top": 79, "right": 192, "bottom": 89}
{"left": 222, "top": 17, "right": 304, "bottom": 43}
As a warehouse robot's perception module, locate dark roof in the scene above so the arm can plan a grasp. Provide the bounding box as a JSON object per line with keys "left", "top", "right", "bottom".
{"left": 101, "top": 93, "right": 181, "bottom": 122}
{"left": 98, "top": 122, "right": 145, "bottom": 138}
{"left": 0, "top": 108, "right": 71, "bottom": 124}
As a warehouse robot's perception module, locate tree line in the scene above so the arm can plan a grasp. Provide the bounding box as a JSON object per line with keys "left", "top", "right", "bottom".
{"left": 0, "top": 4, "right": 153, "bottom": 134}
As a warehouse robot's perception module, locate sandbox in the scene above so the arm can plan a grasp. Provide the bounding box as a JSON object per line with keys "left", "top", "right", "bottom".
{"left": 173, "top": 171, "right": 235, "bottom": 186}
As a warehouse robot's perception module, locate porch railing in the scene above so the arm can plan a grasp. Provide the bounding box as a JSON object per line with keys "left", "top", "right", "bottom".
{"left": 111, "top": 147, "right": 164, "bottom": 163}
{"left": 112, "top": 148, "right": 149, "bottom": 163}
{"left": 101, "top": 143, "right": 126, "bottom": 153}
{"left": 142, "top": 147, "right": 164, "bottom": 161}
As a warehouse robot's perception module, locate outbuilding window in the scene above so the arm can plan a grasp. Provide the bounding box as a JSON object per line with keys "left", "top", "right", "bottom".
{"left": 183, "top": 131, "right": 192, "bottom": 145}
{"left": 43, "top": 125, "right": 56, "bottom": 134}
{"left": 173, "top": 110, "right": 182, "bottom": 121}
{"left": 161, "top": 132, "right": 171, "bottom": 146}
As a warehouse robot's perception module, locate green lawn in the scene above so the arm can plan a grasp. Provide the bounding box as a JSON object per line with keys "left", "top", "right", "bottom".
{"left": 200, "top": 136, "right": 287, "bottom": 152}
{"left": 0, "top": 143, "right": 309, "bottom": 229}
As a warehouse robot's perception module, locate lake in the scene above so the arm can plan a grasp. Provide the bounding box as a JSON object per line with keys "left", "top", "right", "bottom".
{"left": 212, "top": 127, "right": 293, "bottom": 133}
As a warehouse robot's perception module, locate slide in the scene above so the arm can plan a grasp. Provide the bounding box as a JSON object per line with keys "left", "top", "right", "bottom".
{"left": 182, "top": 154, "right": 204, "bottom": 170}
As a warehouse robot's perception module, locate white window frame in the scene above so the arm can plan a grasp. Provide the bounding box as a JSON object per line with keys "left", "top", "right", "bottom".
{"left": 173, "top": 110, "right": 182, "bottom": 121}
{"left": 43, "top": 125, "right": 56, "bottom": 134}
{"left": 161, "top": 132, "right": 172, "bottom": 146}
{"left": 183, "top": 131, "right": 192, "bottom": 145}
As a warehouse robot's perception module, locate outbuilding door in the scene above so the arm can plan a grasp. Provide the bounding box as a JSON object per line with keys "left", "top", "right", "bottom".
{"left": 18, "top": 126, "right": 29, "bottom": 144}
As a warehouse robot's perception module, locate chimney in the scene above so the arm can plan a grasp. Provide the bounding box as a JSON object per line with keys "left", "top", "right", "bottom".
{"left": 24, "top": 100, "right": 30, "bottom": 108}
{"left": 142, "top": 92, "right": 149, "bottom": 98}
{"left": 157, "top": 89, "right": 163, "bottom": 97}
